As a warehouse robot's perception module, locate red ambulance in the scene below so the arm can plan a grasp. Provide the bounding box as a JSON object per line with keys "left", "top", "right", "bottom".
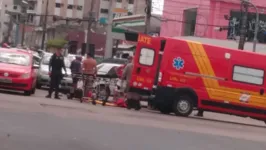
{"left": 126, "top": 32, "right": 266, "bottom": 124}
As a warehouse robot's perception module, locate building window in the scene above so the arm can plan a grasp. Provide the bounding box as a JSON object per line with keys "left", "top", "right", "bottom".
{"left": 117, "top": 0, "right": 122, "bottom": 2}
{"left": 128, "top": 0, "right": 134, "bottom": 4}
{"left": 55, "top": 3, "right": 62, "bottom": 8}
{"left": 139, "top": 48, "right": 155, "bottom": 66}
{"left": 27, "top": 14, "right": 34, "bottom": 23}
{"left": 67, "top": 4, "right": 73, "bottom": 9}
{"left": 101, "top": 9, "right": 109, "bottom": 14}
{"left": 232, "top": 65, "right": 264, "bottom": 85}
{"left": 13, "top": 5, "right": 18, "bottom": 10}
{"left": 77, "top": 6, "right": 83, "bottom": 11}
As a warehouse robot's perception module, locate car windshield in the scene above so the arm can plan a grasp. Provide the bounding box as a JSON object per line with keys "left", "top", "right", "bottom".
{"left": 42, "top": 56, "right": 71, "bottom": 68}
{"left": 0, "top": 51, "right": 30, "bottom": 66}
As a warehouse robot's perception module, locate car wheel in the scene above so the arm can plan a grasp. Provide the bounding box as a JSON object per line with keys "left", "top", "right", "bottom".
{"left": 24, "top": 90, "right": 31, "bottom": 96}
{"left": 173, "top": 95, "right": 194, "bottom": 117}
{"left": 31, "top": 87, "right": 36, "bottom": 94}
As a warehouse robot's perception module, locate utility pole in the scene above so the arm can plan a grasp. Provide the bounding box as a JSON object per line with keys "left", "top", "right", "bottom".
{"left": 21, "top": 6, "right": 27, "bottom": 46}
{"left": 104, "top": 0, "right": 114, "bottom": 58}
{"left": 41, "top": 0, "right": 49, "bottom": 50}
{"left": 144, "top": 0, "right": 152, "bottom": 34}
{"left": 238, "top": 1, "right": 248, "bottom": 50}
{"left": 86, "top": 0, "right": 95, "bottom": 55}
{"left": 240, "top": 0, "right": 259, "bottom": 52}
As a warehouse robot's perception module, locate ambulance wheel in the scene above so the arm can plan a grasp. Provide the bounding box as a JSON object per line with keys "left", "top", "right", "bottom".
{"left": 173, "top": 95, "right": 193, "bottom": 117}
{"left": 264, "top": 121, "right": 266, "bottom": 125}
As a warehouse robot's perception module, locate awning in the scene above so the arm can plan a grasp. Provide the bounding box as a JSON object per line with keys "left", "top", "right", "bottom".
{"left": 113, "top": 44, "right": 135, "bottom": 49}
{"left": 115, "top": 21, "right": 145, "bottom": 27}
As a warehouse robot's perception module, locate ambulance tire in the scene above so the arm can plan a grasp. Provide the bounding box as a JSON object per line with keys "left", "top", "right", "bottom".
{"left": 173, "top": 95, "right": 194, "bottom": 117}
{"left": 264, "top": 121, "right": 266, "bottom": 125}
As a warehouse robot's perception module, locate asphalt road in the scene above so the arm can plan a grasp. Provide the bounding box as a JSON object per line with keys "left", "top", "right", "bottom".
{"left": 1, "top": 89, "right": 266, "bottom": 150}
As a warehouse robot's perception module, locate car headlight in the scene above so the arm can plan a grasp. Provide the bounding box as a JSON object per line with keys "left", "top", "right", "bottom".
{"left": 20, "top": 73, "right": 30, "bottom": 79}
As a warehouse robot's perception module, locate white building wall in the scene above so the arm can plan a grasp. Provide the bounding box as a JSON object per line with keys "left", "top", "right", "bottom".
{"left": 76, "top": 0, "right": 84, "bottom": 18}
{"left": 0, "top": 0, "right": 17, "bottom": 43}
{"left": 67, "top": 0, "right": 73, "bottom": 18}
{"left": 55, "top": 0, "right": 61, "bottom": 16}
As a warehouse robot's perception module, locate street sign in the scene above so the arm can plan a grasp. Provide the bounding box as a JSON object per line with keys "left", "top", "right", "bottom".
{"left": 113, "top": 8, "right": 128, "bottom": 13}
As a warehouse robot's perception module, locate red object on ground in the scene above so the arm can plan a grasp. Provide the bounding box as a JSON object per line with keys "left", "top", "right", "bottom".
{"left": 87, "top": 91, "right": 93, "bottom": 98}
{"left": 114, "top": 98, "right": 126, "bottom": 108}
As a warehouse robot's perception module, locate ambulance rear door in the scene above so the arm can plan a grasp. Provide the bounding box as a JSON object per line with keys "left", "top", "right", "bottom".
{"left": 130, "top": 34, "right": 163, "bottom": 93}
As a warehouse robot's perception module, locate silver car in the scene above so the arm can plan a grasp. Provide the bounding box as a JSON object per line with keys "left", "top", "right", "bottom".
{"left": 37, "top": 55, "right": 72, "bottom": 91}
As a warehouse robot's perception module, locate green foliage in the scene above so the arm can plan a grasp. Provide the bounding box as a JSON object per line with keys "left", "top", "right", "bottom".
{"left": 46, "top": 38, "right": 68, "bottom": 49}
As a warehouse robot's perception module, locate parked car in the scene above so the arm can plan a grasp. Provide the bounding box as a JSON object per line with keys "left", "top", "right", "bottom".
{"left": 36, "top": 55, "right": 72, "bottom": 92}
{"left": 98, "top": 58, "right": 127, "bottom": 65}
{"left": 0, "top": 48, "right": 39, "bottom": 95}
{"left": 95, "top": 63, "right": 122, "bottom": 97}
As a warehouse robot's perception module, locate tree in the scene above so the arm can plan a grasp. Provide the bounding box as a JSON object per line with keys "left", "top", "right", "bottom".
{"left": 46, "top": 38, "right": 68, "bottom": 49}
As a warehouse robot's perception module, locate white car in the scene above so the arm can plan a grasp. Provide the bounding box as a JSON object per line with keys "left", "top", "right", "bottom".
{"left": 95, "top": 63, "right": 122, "bottom": 96}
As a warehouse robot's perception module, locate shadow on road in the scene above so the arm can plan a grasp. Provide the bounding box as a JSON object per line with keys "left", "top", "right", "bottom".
{"left": 144, "top": 109, "right": 266, "bottom": 129}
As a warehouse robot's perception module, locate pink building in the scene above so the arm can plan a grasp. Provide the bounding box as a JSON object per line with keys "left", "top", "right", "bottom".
{"left": 161, "top": 0, "right": 266, "bottom": 43}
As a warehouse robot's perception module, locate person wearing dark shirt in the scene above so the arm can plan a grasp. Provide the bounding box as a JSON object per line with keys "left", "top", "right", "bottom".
{"left": 70, "top": 56, "right": 82, "bottom": 74}
{"left": 46, "top": 48, "right": 67, "bottom": 99}
{"left": 69, "top": 56, "right": 82, "bottom": 99}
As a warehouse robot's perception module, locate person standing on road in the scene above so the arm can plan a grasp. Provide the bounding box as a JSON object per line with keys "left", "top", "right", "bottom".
{"left": 81, "top": 53, "right": 97, "bottom": 105}
{"left": 68, "top": 55, "right": 82, "bottom": 99}
{"left": 82, "top": 53, "right": 97, "bottom": 75}
{"left": 122, "top": 56, "right": 141, "bottom": 110}
{"left": 46, "top": 48, "right": 67, "bottom": 99}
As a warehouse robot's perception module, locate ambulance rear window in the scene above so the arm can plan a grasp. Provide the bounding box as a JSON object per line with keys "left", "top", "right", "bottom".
{"left": 139, "top": 48, "right": 154, "bottom": 66}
